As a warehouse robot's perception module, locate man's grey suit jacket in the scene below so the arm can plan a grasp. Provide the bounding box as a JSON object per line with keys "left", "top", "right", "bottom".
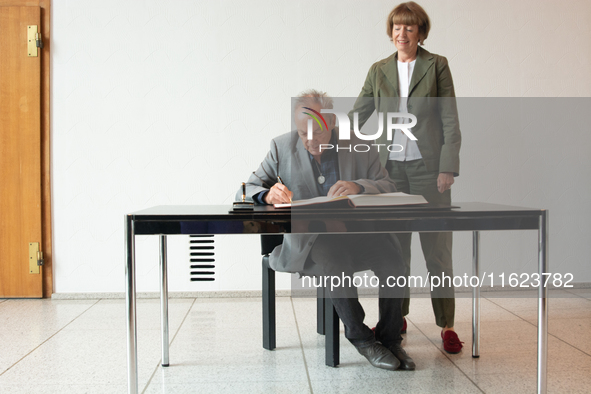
{"left": 237, "top": 129, "right": 398, "bottom": 273}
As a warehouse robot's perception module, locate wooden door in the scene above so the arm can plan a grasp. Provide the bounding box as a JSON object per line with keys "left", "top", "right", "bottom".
{"left": 0, "top": 6, "right": 43, "bottom": 297}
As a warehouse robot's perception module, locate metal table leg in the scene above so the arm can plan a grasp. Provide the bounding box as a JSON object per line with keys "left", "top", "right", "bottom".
{"left": 160, "top": 235, "right": 170, "bottom": 367}
{"left": 537, "top": 211, "right": 548, "bottom": 393}
{"left": 472, "top": 231, "right": 480, "bottom": 358}
{"left": 125, "top": 216, "right": 138, "bottom": 394}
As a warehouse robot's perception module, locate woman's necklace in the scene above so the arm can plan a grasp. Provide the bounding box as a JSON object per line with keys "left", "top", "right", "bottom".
{"left": 312, "top": 159, "right": 325, "bottom": 184}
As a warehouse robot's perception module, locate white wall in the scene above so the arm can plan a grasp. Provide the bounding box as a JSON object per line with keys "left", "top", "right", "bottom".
{"left": 51, "top": 0, "right": 591, "bottom": 294}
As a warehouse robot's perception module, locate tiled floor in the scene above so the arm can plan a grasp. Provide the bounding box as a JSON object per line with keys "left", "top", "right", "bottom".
{"left": 0, "top": 290, "right": 590, "bottom": 393}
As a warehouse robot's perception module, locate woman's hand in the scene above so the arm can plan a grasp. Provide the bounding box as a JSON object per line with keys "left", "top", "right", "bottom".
{"left": 437, "top": 172, "right": 454, "bottom": 193}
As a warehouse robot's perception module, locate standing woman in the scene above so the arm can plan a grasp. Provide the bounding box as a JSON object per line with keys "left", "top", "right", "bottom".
{"left": 349, "top": 2, "right": 462, "bottom": 353}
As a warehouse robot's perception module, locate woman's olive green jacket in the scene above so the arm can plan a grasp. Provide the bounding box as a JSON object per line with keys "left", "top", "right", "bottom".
{"left": 350, "top": 46, "right": 461, "bottom": 176}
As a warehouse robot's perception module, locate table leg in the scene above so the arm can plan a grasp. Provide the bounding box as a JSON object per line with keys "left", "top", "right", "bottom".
{"left": 160, "top": 235, "right": 170, "bottom": 367}
{"left": 262, "top": 257, "right": 276, "bottom": 350}
{"left": 317, "top": 286, "right": 325, "bottom": 335}
{"left": 125, "top": 216, "right": 138, "bottom": 394}
{"left": 472, "top": 231, "right": 480, "bottom": 358}
{"left": 324, "top": 296, "right": 339, "bottom": 367}
{"left": 537, "top": 211, "right": 548, "bottom": 394}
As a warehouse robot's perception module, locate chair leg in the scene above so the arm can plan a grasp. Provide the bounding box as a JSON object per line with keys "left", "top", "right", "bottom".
{"left": 324, "top": 296, "right": 340, "bottom": 367}
{"left": 262, "top": 258, "right": 276, "bottom": 350}
{"left": 316, "top": 286, "right": 325, "bottom": 335}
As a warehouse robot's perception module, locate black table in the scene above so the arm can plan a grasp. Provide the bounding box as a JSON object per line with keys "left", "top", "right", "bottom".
{"left": 125, "top": 203, "right": 549, "bottom": 394}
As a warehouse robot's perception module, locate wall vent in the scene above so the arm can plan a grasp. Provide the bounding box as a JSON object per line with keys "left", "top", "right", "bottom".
{"left": 189, "top": 235, "right": 215, "bottom": 281}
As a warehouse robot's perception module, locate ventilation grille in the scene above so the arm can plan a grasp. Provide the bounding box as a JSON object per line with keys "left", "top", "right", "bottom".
{"left": 189, "top": 235, "right": 215, "bottom": 281}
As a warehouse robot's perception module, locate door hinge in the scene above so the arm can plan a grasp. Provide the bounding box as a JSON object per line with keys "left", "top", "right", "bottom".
{"left": 27, "top": 25, "right": 42, "bottom": 57}
{"left": 28, "top": 242, "right": 42, "bottom": 274}
{"left": 36, "top": 32, "right": 44, "bottom": 49}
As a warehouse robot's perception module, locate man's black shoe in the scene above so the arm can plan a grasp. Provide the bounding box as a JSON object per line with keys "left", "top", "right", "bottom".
{"left": 389, "top": 343, "right": 416, "bottom": 370}
{"left": 356, "top": 343, "right": 400, "bottom": 371}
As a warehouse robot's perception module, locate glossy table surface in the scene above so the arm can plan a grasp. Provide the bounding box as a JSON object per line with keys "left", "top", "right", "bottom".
{"left": 129, "top": 202, "right": 544, "bottom": 235}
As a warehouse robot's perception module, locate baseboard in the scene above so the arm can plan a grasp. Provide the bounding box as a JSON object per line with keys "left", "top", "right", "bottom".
{"left": 51, "top": 290, "right": 292, "bottom": 300}
{"left": 50, "top": 282, "right": 591, "bottom": 300}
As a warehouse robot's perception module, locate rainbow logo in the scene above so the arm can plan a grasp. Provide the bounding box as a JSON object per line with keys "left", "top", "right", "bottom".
{"left": 302, "top": 107, "right": 328, "bottom": 132}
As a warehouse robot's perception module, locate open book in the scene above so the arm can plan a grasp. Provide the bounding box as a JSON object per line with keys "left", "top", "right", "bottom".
{"left": 274, "top": 192, "right": 428, "bottom": 209}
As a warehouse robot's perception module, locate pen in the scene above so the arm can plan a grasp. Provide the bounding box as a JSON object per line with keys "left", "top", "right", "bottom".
{"left": 277, "top": 176, "right": 292, "bottom": 203}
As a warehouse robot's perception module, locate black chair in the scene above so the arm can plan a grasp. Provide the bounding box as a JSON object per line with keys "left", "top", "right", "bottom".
{"left": 261, "top": 235, "right": 340, "bottom": 366}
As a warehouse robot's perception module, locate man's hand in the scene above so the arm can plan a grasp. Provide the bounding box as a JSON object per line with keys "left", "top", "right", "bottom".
{"left": 264, "top": 183, "right": 294, "bottom": 204}
{"left": 437, "top": 172, "right": 454, "bottom": 193}
{"left": 327, "top": 181, "right": 361, "bottom": 198}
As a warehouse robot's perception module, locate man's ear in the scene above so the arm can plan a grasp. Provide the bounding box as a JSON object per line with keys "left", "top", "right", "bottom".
{"left": 327, "top": 113, "right": 336, "bottom": 130}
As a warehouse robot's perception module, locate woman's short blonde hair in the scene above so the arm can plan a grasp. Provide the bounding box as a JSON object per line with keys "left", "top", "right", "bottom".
{"left": 387, "top": 2, "right": 431, "bottom": 45}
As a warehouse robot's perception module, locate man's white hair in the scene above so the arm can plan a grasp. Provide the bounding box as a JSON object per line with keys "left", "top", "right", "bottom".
{"left": 293, "top": 89, "right": 334, "bottom": 110}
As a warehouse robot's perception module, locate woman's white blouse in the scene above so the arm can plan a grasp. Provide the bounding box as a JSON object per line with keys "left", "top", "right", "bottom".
{"left": 389, "top": 59, "right": 423, "bottom": 161}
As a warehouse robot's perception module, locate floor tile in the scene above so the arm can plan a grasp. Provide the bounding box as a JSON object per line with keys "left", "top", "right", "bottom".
{"left": 0, "top": 329, "right": 162, "bottom": 388}
{"left": 0, "top": 299, "right": 97, "bottom": 332}
{"left": 407, "top": 297, "right": 522, "bottom": 325}
{"left": 310, "top": 370, "right": 481, "bottom": 394}
{"left": 144, "top": 380, "right": 311, "bottom": 394}
{"left": 547, "top": 318, "right": 591, "bottom": 355}
{"left": 183, "top": 297, "right": 297, "bottom": 330}
{"left": 0, "top": 298, "right": 194, "bottom": 389}
{"left": 449, "top": 335, "right": 591, "bottom": 378}
{"left": 0, "top": 384, "right": 127, "bottom": 394}
{"left": 566, "top": 288, "right": 591, "bottom": 299}
{"left": 145, "top": 297, "right": 309, "bottom": 389}
{"left": 0, "top": 299, "right": 97, "bottom": 374}
{"left": 62, "top": 298, "right": 195, "bottom": 331}
{"left": 0, "top": 331, "right": 56, "bottom": 375}
{"left": 488, "top": 296, "right": 591, "bottom": 321}
{"left": 415, "top": 319, "right": 540, "bottom": 356}
{"left": 1, "top": 295, "right": 590, "bottom": 393}
{"left": 473, "top": 368, "right": 591, "bottom": 394}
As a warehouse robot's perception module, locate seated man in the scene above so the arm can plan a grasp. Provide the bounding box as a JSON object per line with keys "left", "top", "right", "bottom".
{"left": 237, "top": 89, "right": 414, "bottom": 371}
